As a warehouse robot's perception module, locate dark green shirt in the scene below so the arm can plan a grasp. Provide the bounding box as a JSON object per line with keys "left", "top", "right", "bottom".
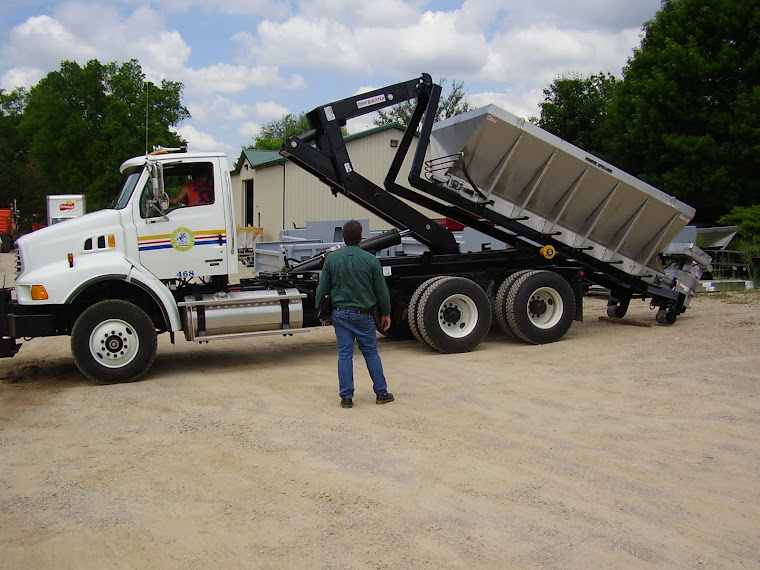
{"left": 315, "top": 245, "right": 391, "bottom": 316}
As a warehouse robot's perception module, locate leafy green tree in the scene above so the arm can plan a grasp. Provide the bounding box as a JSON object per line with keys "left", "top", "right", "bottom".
{"left": 18, "top": 59, "right": 189, "bottom": 213}
{"left": 248, "top": 112, "right": 349, "bottom": 152}
{"left": 250, "top": 113, "right": 311, "bottom": 150}
{"left": 607, "top": 0, "right": 760, "bottom": 222}
{"left": 374, "top": 78, "right": 471, "bottom": 126}
{"left": 533, "top": 73, "right": 619, "bottom": 157}
{"left": 717, "top": 204, "right": 760, "bottom": 243}
{"left": 20, "top": 160, "right": 47, "bottom": 230}
{"left": 0, "top": 89, "right": 27, "bottom": 212}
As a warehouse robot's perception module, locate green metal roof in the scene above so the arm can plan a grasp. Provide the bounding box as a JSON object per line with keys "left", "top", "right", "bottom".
{"left": 232, "top": 123, "right": 408, "bottom": 174}
{"left": 233, "top": 149, "right": 283, "bottom": 174}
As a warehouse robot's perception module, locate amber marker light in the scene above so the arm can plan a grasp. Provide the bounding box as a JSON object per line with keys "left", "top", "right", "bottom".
{"left": 68, "top": 253, "right": 74, "bottom": 268}
{"left": 31, "top": 285, "right": 48, "bottom": 300}
{"left": 108, "top": 234, "right": 116, "bottom": 247}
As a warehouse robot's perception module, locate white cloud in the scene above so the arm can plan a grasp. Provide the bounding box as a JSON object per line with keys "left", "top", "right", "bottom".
{"left": 469, "top": 87, "right": 546, "bottom": 121}
{"left": 8, "top": 14, "right": 90, "bottom": 68}
{"left": 254, "top": 101, "right": 289, "bottom": 120}
{"left": 234, "top": 18, "right": 368, "bottom": 74}
{"left": 236, "top": 8, "right": 490, "bottom": 79}
{"left": 4, "top": 4, "right": 189, "bottom": 87}
{"left": 1, "top": 66, "right": 45, "bottom": 91}
{"left": 184, "top": 63, "right": 305, "bottom": 96}
{"left": 481, "top": 25, "right": 642, "bottom": 87}
{"left": 236, "top": 121, "right": 262, "bottom": 140}
{"left": 354, "top": 85, "right": 379, "bottom": 95}
{"left": 121, "top": 0, "right": 292, "bottom": 18}
{"left": 358, "top": 9, "right": 489, "bottom": 77}
{"left": 136, "top": 31, "right": 192, "bottom": 78}
{"left": 187, "top": 96, "right": 289, "bottom": 127}
{"left": 175, "top": 124, "right": 235, "bottom": 155}
{"left": 298, "top": 0, "right": 421, "bottom": 27}
{"left": 495, "top": 0, "right": 662, "bottom": 31}
{"left": 345, "top": 115, "right": 379, "bottom": 135}
{"left": 186, "top": 97, "right": 247, "bottom": 124}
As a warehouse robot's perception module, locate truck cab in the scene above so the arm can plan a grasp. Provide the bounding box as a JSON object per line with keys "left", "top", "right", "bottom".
{"left": 2, "top": 149, "right": 249, "bottom": 382}
{"left": 118, "top": 150, "right": 237, "bottom": 282}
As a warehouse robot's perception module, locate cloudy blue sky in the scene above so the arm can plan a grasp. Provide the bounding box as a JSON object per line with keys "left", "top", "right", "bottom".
{"left": 1, "top": 0, "right": 663, "bottom": 159}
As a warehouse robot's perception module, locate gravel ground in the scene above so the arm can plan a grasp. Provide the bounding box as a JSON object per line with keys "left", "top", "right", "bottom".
{"left": 1, "top": 251, "right": 759, "bottom": 569}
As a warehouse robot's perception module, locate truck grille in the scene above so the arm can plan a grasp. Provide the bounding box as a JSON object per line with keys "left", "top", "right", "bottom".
{"left": 15, "top": 251, "right": 23, "bottom": 276}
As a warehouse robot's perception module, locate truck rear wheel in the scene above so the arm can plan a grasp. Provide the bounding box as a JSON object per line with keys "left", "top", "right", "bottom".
{"left": 416, "top": 277, "right": 491, "bottom": 353}
{"left": 407, "top": 276, "right": 454, "bottom": 345}
{"left": 494, "top": 270, "right": 531, "bottom": 338}
{"left": 506, "top": 270, "right": 575, "bottom": 344}
{"left": 71, "top": 300, "right": 157, "bottom": 384}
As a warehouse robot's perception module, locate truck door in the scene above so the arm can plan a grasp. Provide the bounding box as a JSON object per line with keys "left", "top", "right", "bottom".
{"left": 134, "top": 160, "right": 230, "bottom": 281}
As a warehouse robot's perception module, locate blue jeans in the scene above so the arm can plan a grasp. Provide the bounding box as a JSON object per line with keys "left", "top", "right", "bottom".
{"left": 331, "top": 309, "right": 388, "bottom": 398}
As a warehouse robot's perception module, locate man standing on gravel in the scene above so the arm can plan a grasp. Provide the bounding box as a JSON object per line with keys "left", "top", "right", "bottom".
{"left": 315, "top": 220, "right": 394, "bottom": 409}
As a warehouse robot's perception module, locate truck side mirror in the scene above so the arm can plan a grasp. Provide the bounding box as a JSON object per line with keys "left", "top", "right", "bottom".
{"left": 146, "top": 162, "right": 170, "bottom": 218}
{"left": 149, "top": 162, "right": 166, "bottom": 199}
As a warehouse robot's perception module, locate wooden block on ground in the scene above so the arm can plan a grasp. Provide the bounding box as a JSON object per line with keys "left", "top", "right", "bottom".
{"left": 598, "top": 316, "right": 652, "bottom": 328}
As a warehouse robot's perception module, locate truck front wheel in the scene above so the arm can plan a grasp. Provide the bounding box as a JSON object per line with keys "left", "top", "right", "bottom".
{"left": 71, "top": 300, "right": 157, "bottom": 384}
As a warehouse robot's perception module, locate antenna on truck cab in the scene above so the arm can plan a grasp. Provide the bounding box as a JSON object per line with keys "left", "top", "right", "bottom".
{"left": 145, "top": 81, "right": 149, "bottom": 155}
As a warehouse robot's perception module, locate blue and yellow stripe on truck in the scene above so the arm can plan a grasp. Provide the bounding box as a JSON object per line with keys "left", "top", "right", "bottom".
{"left": 138, "top": 228, "right": 227, "bottom": 252}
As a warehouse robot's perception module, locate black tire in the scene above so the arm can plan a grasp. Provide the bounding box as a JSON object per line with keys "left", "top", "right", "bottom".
{"left": 606, "top": 295, "right": 630, "bottom": 319}
{"left": 494, "top": 270, "right": 532, "bottom": 338}
{"left": 407, "top": 276, "right": 454, "bottom": 345}
{"left": 71, "top": 300, "right": 157, "bottom": 384}
{"left": 0, "top": 235, "right": 10, "bottom": 253}
{"left": 656, "top": 308, "right": 677, "bottom": 325}
{"left": 416, "top": 277, "right": 491, "bottom": 353}
{"left": 506, "top": 271, "right": 575, "bottom": 344}
{"left": 607, "top": 304, "right": 627, "bottom": 318}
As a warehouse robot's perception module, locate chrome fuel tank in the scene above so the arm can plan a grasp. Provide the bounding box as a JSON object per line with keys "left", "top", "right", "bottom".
{"left": 180, "top": 288, "right": 305, "bottom": 341}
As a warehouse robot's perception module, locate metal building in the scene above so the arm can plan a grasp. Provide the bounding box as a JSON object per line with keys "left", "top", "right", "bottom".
{"left": 230, "top": 123, "right": 433, "bottom": 241}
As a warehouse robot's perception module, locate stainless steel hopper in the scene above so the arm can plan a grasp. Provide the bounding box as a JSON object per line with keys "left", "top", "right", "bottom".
{"left": 429, "top": 105, "right": 696, "bottom": 282}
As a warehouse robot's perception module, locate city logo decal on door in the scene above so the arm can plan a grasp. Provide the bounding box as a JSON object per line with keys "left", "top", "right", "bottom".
{"left": 171, "top": 227, "right": 195, "bottom": 251}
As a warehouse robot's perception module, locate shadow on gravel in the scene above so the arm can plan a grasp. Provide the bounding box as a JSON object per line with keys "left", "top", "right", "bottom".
{"left": 0, "top": 358, "right": 88, "bottom": 388}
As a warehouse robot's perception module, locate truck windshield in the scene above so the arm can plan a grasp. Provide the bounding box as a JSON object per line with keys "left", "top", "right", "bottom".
{"left": 112, "top": 166, "right": 144, "bottom": 210}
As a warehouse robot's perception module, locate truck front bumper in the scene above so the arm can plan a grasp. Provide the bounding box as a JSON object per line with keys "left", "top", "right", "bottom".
{"left": 0, "top": 288, "right": 58, "bottom": 357}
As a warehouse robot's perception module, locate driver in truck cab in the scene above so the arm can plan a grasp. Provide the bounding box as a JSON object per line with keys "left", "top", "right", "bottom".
{"left": 170, "top": 169, "right": 214, "bottom": 206}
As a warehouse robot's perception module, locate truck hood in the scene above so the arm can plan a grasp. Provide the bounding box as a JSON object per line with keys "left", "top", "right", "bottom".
{"left": 17, "top": 209, "right": 125, "bottom": 275}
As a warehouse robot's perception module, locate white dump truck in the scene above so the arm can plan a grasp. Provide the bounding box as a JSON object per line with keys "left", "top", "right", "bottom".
{"left": 0, "top": 75, "right": 709, "bottom": 383}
